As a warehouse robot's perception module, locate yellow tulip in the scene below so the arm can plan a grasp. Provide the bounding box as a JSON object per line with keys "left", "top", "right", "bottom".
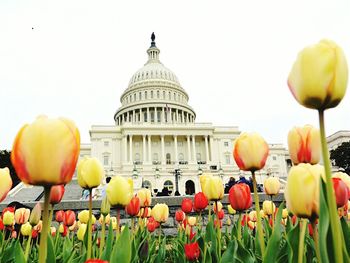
{"left": 29, "top": 203, "right": 41, "bottom": 226}
{"left": 259, "top": 209, "right": 267, "bottom": 219}
{"left": 264, "top": 177, "right": 280, "bottom": 196}
{"left": 137, "top": 188, "right": 152, "bottom": 207}
{"left": 0, "top": 167, "right": 12, "bottom": 202}
{"left": 11, "top": 116, "right": 80, "bottom": 186}
{"left": 77, "top": 157, "right": 104, "bottom": 189}
{"left": 58, "top": 224, "right": 65, "bottom": 233}
{"left": 249, "top": 210, "right": 257, "bottom": 222}
{"left": 282, "top": 208, "right": 289, "bottom": 219}
{"left": 332, "top": 172, "right": 350, "bottom": 191}
{"left": 3, "top": 211, "right": 15, "bottom": 226}
{"left": 100, "top": 196, "right": 110, "bottom": 216}
{"left": 262, "top": 201, "right": 276, "bottom": 216}
{"left": 227, "top": 205, "right": 236, "bottom": 215}
{"left": 226, "top": 217, "right": 232, "bottom": 226}
{"left": 288, "top": 39, "right": 348, "bottom": 110}
{"left": 188, "top": 216, "right": 196, "bottom": 226}
{"left": 285, "top": 163, "right": 324, "bottom": 219}
{"left": 33, "top": 220, "right": 42, "bottom": 232}
{"left": 233, "top": 132, "right": 269, "bottom": 172}
{"left": 106, "top": 176, "right": 133, "bottom": 207}
{"left": 213, "top": 201, "right": 223, "bottom": 212}
{"left": 288, "top": 125, "right": 320, "bottom": 165}
{"left": 77, "top": 223, "right": 87, "bottom": 241}
{"left": 20, "top": 222, "right": 32, "bottom": 236}
{"left": 199, "top": 173, "right": 212, "bottom": 193}
{"left": 151, "top": 203, "right": 169, "bottom": 223}
{"left": 99, "top": 214, "right": 110, "bottom": 225}
{"left": 202, "top": 176, "right": 224, "bottom": 201}
{"left": 78, "top": 210, "right": 89, "bottom": 224}
{"left": 15, "top": 208, "right": 30, "bottom": 225}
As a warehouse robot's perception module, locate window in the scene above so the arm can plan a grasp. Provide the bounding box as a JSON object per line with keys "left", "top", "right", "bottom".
{"left": 163, "top": 91, "right": 165, "bottom": 98}
{"left": 163, "top": 180, "right": 174, "bottom": 193}
{"left": 196, "top": 153, "right": 201, "bottom": 161}
{"left": 157, "top": 111, "right": 161, "bottom": 122}
{"left": 272, "top": 156, "right": 277, "bottom": 161}
{"left": 225, "top": 154, "right": 230, "bottom": 164}
{"left": 139, "top": 92, "right": 141, "bottom": 100}
{"left": 166, "top": 153, "right": 171, "bottom": 164}
{"left": 144, "top": 112, "right": 148, "bottom": 122}
{"left": 104, "top": 141, "right": 109, "bottom": 147}
{"left": 224, "top": 141, "right": 229, "bottom": 147}
{"left": 134, "top": 94, "right": 136, "bottom": 101}
{"left": 157, "top": 90, "right": 160, "bottom": 98}
{"left": 103, "top": 155, "right": 109, "bottom": 166}
{"left": 150, "top": 111, "right": 154, "bottom": 122}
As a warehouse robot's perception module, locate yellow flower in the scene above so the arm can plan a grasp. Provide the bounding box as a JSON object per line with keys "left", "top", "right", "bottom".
{"left": 226, "top": 217, "right": 232, "bottom": 226}
{"left": 264, "top": 177, "right": 281, "bottom": 196}
{"left": 137, "top": 188, "right": 152, "bottom": 207}
{"left": 15, "top": 208, "right": 30, "bottom": 225}
{"left": 227, "top": 205, "right": 236, "bottom": 215}
{"left": 29, "top": 203, "right": 41, "bottom": 226}
{"left": 100, "top": 196, "right": 111, "bottom": 216}
{"left": 68, "top": 221, "right": 77, "bottom": 231}
{"left": 106, "top": 176, "right": 133, "bottom": 207}
{"left": 188, "top": 216, "right": 196, "bottom": 226}
{"left": 99, "top": 214, "right": 110, "bottom": 225}
{"left": 151, "top": 203, "right": 169, "bottom": 223}
{"left": 288, "top": 39, "right": 348, "bottom": 110}
{"left": 285, "top": 163, "right": 324, "bottom": 219}
{"left": 77, "top": 210, "right": 95, "bottom": 224}
{"left": 33, "top": 220, "right": 42, "bottom": 232}
{"left": 20, "top": 222, "right": 32, "bottom": 236}
{"left": 77, "top": 223, "right": 87, "bottom": 241}
{"left": 3, "top": 211, "right": 15, "bottom": 226}
{"left": 11, "top": 116, "right": 80, "bottom": 186}
{"left": 282, "top": 208, "right": 289, "bottom": 219}
{"left": 263, "top": 201, "right": 276, "bottom": 216}
{"left": 260, "top": 209, "right": 267, "bottom": 219}
{"left": 77, "top": 157, "right": 104, "bottom": 189}
{"left": 288, "top": 125, "right": 321, "bottom": 165}
{"left": 59, "top": 224, "right": 65, "bottom": 233}
{"left": 249, "top": 210, "right": 257, "bottom": 222}
{"left": 199, "top": 173, "right": 212, "bottom": 193}
{"left": 233, "top": 132, "right": 269, "bottom": 172}
{"left": 0, "top": 167, "right": 12, "bottom": 202}
{"left": 213, "top": 201, "right": 223, "bottom": 212}
{"left": 202, "top": 176, "right": 224, "bottom": 201}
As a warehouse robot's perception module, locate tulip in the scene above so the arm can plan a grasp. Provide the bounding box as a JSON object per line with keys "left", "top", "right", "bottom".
{"left": 11, "top": 116, "right": 80, "bottom": 186}
{"left": 99, "top": 214, "right": 110, "bottom": 225}
{"left": 59, "top": 224, "right": 68, "bottom": 237}
{"left": 184, "top": 242, "right": 200, "bottom": 261}
{"left": 0, "top": 167, "right": 12, "bottom": 202}
{"left": 55, "top": 210, "right": 65, "bottom": 223}
{"left": 249, "top": 211, "right": 257, "bottom": 222}
{"left": 85, "top": 260, "right": 109, "bottom": 263}
{"left": 33, "top": 220, "right": 42, "bottom": 232}
{"left": 227, "top": 205, "right": 236, "bottom": 215}
{"left": 175, "top": 210, "right": 185, "bottom": 223}
{"left": 226, "top": 217, "right": 232, "bottom": 226}
{"left": 333, "top": 172, "right": 350, "bottom": 191}
{"left": 233, "top": 132, "right": 269, "bottom": 172}
{"left": 32, "top": 230, "right": 39, "bottom": 239}
{"left": 332, "top": 178, "right": 350, "bottom": 208}
{"left": 263, "top": 200, "right": 276, "bottom": 216}
{"left": 288, "top": 39, "right": 348, "bottom": 111}
{"left": 282, "top": 208, "right": 289, "bottom": 219}
{"left": 218, "top": 209, "right": 224, "bottom": 220}
{"left": 14, "top": 208, "right": 30, "bottom": 225}
{"left": 260, "top": 209, "right": 267, "bottom": 219}
{"left": 199, "top": 173, "right": 213, "bottom": 192}
{"left": 181, "top": 198, "right": 193, "bottom": 214}
{"left": 77, "top": 223, "right": 87, "bottom": 241}
{"left": 50, "top": 227, "right": 56, "bottom": 237}
{"left": 64, "top": 210, "right": 76, "bottom": 226}
{"left": 213, "top": 201, "right": 223, "bottom": 212}
{"left": 106, "top": 176, "right": 133, "bottom": 207}
{"left": 78, "top": 210, "right": 89, "bottom": 224}
{"left": 202, "top": 176, "right": 224, "bottom": 201}
{"left": 100, "top": 196, "right": 111, "bottom": 216}
{"left": 11, "top": 231, "right": 17, "bottom": 239}
{"left": 77, "top": 157, "right": 104, "bottom": 189}
{"left": 147, "top": 218, "right": 157, "bottom": 233}
{"left": 0, "top": 218, "right": 4, "bottom": 230}
{"left": 20, "top": 222, "right": 32, "bottom": 236}
{"left": 126, "top": 196, "right": 140, "bottom": 217}
{"left": 49, "top": 185, "right": 65, "bottom": 205}
{"left": 193, "top": 192, "right": 208, "bottom": 212}
{"left": 188, "top": 216, "right": 196, "bottom": 227}
{"left": 228, "top": 183, "right": 252, "bottom": 211}
{"left": 3, "top": 211, "right": 15, "bottom": 226}
{"left": 137, "top": 188, "right": 152, "bottom": 207}
{"left": 288, "top": 125, "right": 321, "bottom": 165}
{"left": 29, "top": 203, "right": 41, "bottom": 226}
{"left": 248, "top": 221, "right": 256, "bottom": 230}
{"left": 151, "top": 203, "right": 169, "bottom": 223}
{"left": 68, "top": 220, "right": 77, "bottom": 231}
{"left": 264, "top": 177, "right": 281, "bottom": 196}
{"left": 285, "top": 163, "right": 323, "bottom": 219}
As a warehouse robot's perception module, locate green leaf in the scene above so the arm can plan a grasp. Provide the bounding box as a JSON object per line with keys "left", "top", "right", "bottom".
{"left": 287, "top": 219, "right": 300, "bottom": 263}
{"left": 236, "top": 240, "right": 255, "bottom": 263}
{"left": 13, "top": 240, "right": 26, "bottom": 263}
{"left": 221, "top": 239, "right": 238, "bottom": 263}
{"left": 110, "top": 225, "right": 131, "bottom": 263}
{"left": 46, "top": 234, "right": 56, "bottom": 263}
{"left": 63, "top": 236, "right": 73, "bottom": 262}
{"left": 102, "top": 224, "right": 114, "bottom": 260}
{"left": 340, "top": 216, "right": 350, "bottom": 258}
{"left": 263, "top": 202, "right": 284, "bottom": 262}
{"left": 319, "top": 179, "right": 331, "bottom": 263}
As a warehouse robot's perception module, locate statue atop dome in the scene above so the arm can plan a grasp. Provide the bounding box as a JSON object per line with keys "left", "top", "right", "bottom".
{"left": 150, "top": 32, "right": 156, "bottom": 47}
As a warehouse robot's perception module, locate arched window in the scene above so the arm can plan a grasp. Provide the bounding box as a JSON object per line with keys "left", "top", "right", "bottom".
{"left": 163, "top": 180, "right": 174, "bottom": 194}
{"left": 185, "top": 180, "right": 195, "bottom": 195}
{"left": 166, "top": 153, "right": 171, "bottom": 164}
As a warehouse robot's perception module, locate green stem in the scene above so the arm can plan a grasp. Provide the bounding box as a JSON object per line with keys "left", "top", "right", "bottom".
{"left": 87, "top": 189, "right": 93, "bottom": 260}
{"left": 318, "top": 110, "right": 343, "bottom": 263}
{"left": 38, "top": 186, "right": 52, "bottom": 263}
{"left": 311, "top": 221, "right": 321, "bottom": 263}
{"left": 131, "top": 217, "right": 135, "bottom": 235}
{"left": 271, "top": 195, "right": 274, "bottom": 227}
{"left": 215, "top": 200, "right": 221, "bottom": 261}
{"left": 208, "top": 202, "right": 211, "bottom": 221}
{"left": 48, "top": 205, "right": 54, "bottom": 231}
{"left": 158, "top": 224, "right": 162, "bottom": 248}
{"left": 298, "top": 219, "right": 307, "bottom": 263}
{"left": 24, "top": 234, "right": 32, "bottom": 261}
{"left": 252, "top": 171, "right": 265, "bottom": 256}
{"left": 237, "top": 213, "right": 242, "bottom": 241}
{"left": 99, "top": 216, "right": 105, "bottom": 259}
{"left": 116, "top": 209, "right": 120, "bottom": 241}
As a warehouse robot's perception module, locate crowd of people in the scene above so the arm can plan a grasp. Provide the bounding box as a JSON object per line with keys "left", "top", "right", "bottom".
{"left": 224, "top": 175, "right": 263, "bottom": 194}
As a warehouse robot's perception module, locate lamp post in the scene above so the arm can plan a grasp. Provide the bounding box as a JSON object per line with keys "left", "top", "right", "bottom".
{"left": 174, "top": 166, "right": 181, "bottom": 195}
{"left": 198, "top": 164, "right": 203, "bottom": 176}
{"left": 155, "top": 166, "right": 160, "bottom": 179}
{"left": 132, "top": 162, "right": 139, "bottom": 179}
{"left": 218, "top": 164, "right": 224, "bottom": 179}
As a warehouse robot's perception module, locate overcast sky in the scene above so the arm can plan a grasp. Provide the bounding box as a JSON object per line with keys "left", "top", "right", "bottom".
{"left": 1, "top": 0, "right": 349, "bottom": 150}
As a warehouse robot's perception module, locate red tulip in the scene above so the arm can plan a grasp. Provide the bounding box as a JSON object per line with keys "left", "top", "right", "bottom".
{"left": 214, "top": 219, "right": 222, "bottom": 228}
{"left": 2, "top": 206, "right": 15, "bottom": 215}
{"left": 193, "top": 192, "right": 208, "bottom": 212}
{"left": 63, "top": 210, "right": 76, "bottom": 226}
{"left": 229, "top": 183, "right": 252, "bottom": 211}
{"left": 11, "top": 230, "right": 17, "bottom": 239}
{"left": 175, "top": 209, "right": 185, "bottom": 223}
{"left": 85, "top": 260, "right": 109, "bottom": 263}
{"left": 0, "top": 218, "right": 4, "bottom": 230}
{"left": 147, "top": 217, "right": 158, "bottom": 232}
{"left": 184, "top": 242, "right": 200, "bottom": 261}
{"left": 332, "top": 178, "right": 350, "bottom": 208}
{"left": 308, "top": 223, "right": 314, "bottom": 237}
{"left": 32, "top": 229, "right": 39, "bottom": 239}
{"left": 181, "top": 198, "right": 193, "bottom": 214}
{"left": 241, "top": 214, "right": 249, "bottom": 226}
{"left": 218, "top": 209, "right": 224, "bottom": 220}
{"left": 55, "top": 210, "right": 65, "bottom": 223}
{"left": 49, "top": 185, "right": 65, "bottom": 205}
{"left": 126, "top": 196, "right": 140, "bottom": 217}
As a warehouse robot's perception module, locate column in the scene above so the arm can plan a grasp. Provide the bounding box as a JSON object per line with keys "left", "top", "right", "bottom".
{"left": 129, "top": 135, "right": 133, "bottom": 163}
{"left": 209, "top": 136, "right": 214, "bottom": 162}
{"left": 123, "top": 135, "right": 127, "bottom": 163}
{"left": 154, "top": 107, "right": 157, "bottom": 123}
{"left": 176, "top": 109, "right": 179, "bottom": 123}
{"left": 182, "top": 111, "right": 185, "bottom": 123}
{"left": 192, "top": 135, "right": 196, "bottom": 163}
{"left": 143, "top": 135, "right": 146, "bottom": 163}
{"left": 174, "top": 135, "right": 178, "bottom": 163}
{"left": 148, "top": 135, "right": 152, "bottom": 163}
{"left": 204, "top": 135, "right": 209, "bottom": 163}
{"left": 141, "top": 109, "right": 144, "bottom": 122}
{"left": 162, "top": 107, "right": 165, "bottom": 123}
{"left": 187, "top": 135, "right": 191, "bottom": 162}
{"left": 133, "top": 110, "right": 136, "bottom": 123}
{"left": 127, "top": 111, "right": 129, "bottom": 123}
{"left": 147, "top": 108, "right": 150, "bottom": 123}
{"left": 161, "top": 135, "right": 165, "bottom": 165}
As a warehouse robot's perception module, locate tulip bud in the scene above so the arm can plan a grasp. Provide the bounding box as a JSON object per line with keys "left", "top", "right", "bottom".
{"left": 0, "top": 167, "right": 12, "bottom": 202}
{"left": 11, "top": 231, "right": 17, "bottom": 239}
{"left": 262, "top": 201, "right": 276, "bottom": 216}
{"left": 193, "top": 192, "right": 208, "bottom": 212}
{"left": 199, "top": 174, "right": 212, "bottom": 193}
{"left": 68, "top": 220, "right": 77, "bottom": 231}
{"left": 181, "top": 198, "right": 193, "bottom": 214}
{"left": 50, "top": 227, "right": 56, "bottom": 237}
{"left": 151, "top": 203, "right": 169, "bottom": 223}
{"left": 184, "top": 242, "right": 200, "bottom": 261}
{"left": 11, "top": 116, "right": 80, "bottom": 186}
{"left": 175, "top": 210, "right": 185, "bottom": 223}
{"left": 288, "top": 39, "right": 348, "bottom": 111}
{"left": 32, "top": 229, "right": 38, "bottom": 239}
{"left": 260, "top": 209, "right": 267, "bottom": 219}
{"left": 137, "top": 188, "right": 152, "bottom": 207}
{"left": 248, "top": 211, "right": 257, "bottom": 222}
{"left": 29, "top": 203, "right": 41, "bottom": 226}
{"left": 20, "top": 222, "right": 32, "bottom": 236}
{"left": 126, "top": 196, "right": 141, "bottom": 217}
{"left": 264, "top": 177, "right": 280, "bottom": 196}
{"left": 106, "top": 176, "right": 133, "bottom": 207}
{"left": 78, "top": 210, "right": 89, "bottom": 224}
{"left": 188, "top": 216, "right": 196, "bottom": 227}
{"left": 55, "top": 210, "right": 65, "bottom": 223}
{"left": 229, "top": 183, "right": 252, "bottom": 212}
{"left": 49, "top": 185, "right": 65, "bottom": 205}
{"left": 218, "top": 209, "right": 224, "bottom": 220}
{"left": 14, "top": 208, "right": 30, "bottom": 225}
{"left": 64, "top": 210, "right": 76, "bottom": 226}
{"left": 288, "top": 125, "right": 321, "bottom": 165}
{"left": 332, "top": 178, "right": 350, "bottom": 208}
{"left": 227, "top": 205, "right": 236, "bottom": 215}
{"left": 100, "top": 196, "right": 110, "bottom": 216}
{"left": 226, "top": 217, "right": 232, "bottom": 226}
{"left": 233, "top": 132, "right": 269, "bottom": 172}
{"left": 77, "top": 223, "right": 87, "bottom": 241}
{"left": 3, "top": 211, "right": 15, "bottom": 226}
{"left": 201, "top": 175, "right": 224, "bottom": 201}
{"left": 332, "top": 172, "right": 350, "bottom": 191}
{"left": 248, "top": 221, "right": 256, "bottom": 230}
{"left": 77, "top": 157, "right": 104, "bottom": 189}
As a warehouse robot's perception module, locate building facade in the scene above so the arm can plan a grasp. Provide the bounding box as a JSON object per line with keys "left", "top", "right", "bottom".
{"left": 80, "top": 34, "right": 290, "bottom": 195}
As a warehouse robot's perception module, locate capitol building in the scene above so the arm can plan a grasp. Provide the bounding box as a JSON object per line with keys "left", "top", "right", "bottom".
{"left": 79, "top": 33, "right": 290, "bottom": 196}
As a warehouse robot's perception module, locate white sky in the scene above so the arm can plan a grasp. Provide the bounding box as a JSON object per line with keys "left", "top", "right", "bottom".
{"left": 0, "top": 0, "right": 349, "bottom": 150}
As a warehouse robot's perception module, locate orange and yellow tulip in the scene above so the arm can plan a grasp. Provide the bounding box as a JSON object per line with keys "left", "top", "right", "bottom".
{"left": 0, "top": 167, "right": 12, "bottom": 202}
